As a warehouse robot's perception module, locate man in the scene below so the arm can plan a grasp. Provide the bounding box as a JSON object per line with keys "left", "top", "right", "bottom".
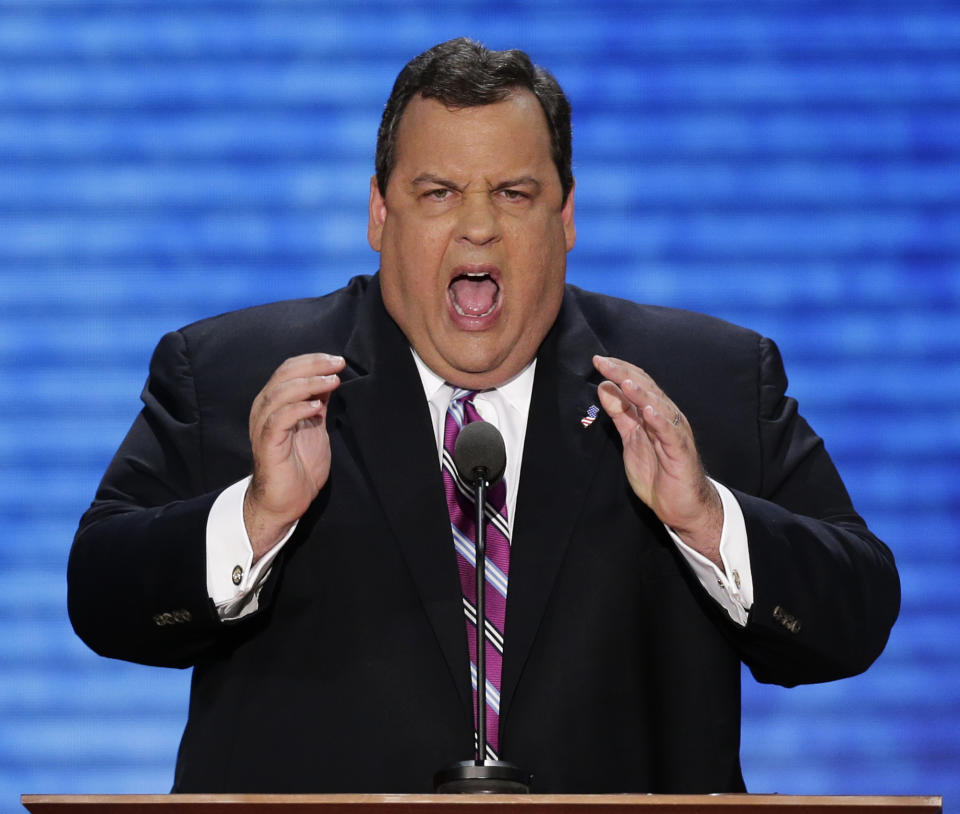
{"left": 68, "top": 38, "right": 899, "bottom": 794}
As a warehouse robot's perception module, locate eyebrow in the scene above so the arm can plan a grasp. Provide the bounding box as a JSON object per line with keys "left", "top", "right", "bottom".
{"left": 493, "top": 176, "right": 542, "bottom": 192}
{"left": 411, "top": 173, "right": 461, "bottom": 190}
{"left": 410, "top": 173, "right": 543, "bottom": 192}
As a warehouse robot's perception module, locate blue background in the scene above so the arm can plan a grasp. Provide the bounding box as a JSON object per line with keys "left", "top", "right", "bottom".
{"left": 1, "top": 1, "right": 958, "bottom": 812}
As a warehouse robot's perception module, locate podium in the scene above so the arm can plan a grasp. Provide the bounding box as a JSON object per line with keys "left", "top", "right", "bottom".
{"left": 20, "top": 795, "right": 942, "bottom": 814}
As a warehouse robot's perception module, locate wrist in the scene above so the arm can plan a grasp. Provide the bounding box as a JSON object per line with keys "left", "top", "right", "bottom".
{"left": 243, "top": 489, "right": 296, "bottom": 562}
{"left": 671, "top": 481, "right": 724, "bottom": 567}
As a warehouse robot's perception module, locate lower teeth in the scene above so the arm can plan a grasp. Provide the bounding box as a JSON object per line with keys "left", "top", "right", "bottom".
{"left": 452, "top": 299, "right": 497, "bottom": 318}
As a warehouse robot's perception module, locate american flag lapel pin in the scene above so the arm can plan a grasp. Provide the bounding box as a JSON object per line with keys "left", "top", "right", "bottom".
{"left": 580, "top": 404, "right": 599, "bottom": 428}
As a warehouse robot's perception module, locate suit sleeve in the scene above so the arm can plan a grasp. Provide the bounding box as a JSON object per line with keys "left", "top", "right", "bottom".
{"left": 729, "top": 336, "right": 900, "bottom": 686}
{"left": 68, "top": 330, "right": 250, "bottom": 668}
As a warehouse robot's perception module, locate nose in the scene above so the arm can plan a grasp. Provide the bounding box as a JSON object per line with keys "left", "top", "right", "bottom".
{"left": 457, "top": 192, "right": 500, "bottom": 247}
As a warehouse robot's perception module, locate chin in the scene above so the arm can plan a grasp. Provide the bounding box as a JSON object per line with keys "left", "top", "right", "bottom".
{"left": 437, "top": 354, "right": 497, "bottom": 385}
{"left": 456, "top": 358, "right": 527, "bottom": 389}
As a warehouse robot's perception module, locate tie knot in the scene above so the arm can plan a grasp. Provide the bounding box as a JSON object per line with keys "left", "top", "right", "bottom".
{"left": 445, "top": 387, "right": 483, "bottom": 440}
{"left": 451, "top": 388, "right": 477, "bottom": 405}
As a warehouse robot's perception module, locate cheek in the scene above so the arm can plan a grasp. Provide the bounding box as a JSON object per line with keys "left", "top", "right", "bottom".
{"left": 381, "top": 224, "right": 444, "bottom": 300}
{"left": 394, "top": 224, "right": 450, "bottom": 281}
{"left": 521, "top": 230, "right": 566, "bottom": 298}
{"left": 524, "top": 245, "right": 567, "bottom": 322}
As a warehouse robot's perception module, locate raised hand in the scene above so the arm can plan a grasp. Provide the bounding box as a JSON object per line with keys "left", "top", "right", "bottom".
{"left": 593, "top": 355, "right": 723, "bottom": 566}
{"left": 244, "top": 353, "right": 346, "bottom": 560}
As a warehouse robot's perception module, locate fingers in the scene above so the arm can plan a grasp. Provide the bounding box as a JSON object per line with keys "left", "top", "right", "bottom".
{"left": 257, "top": 399, "right": 330, "bottom": 451}
{"left": 244, "top": 354, "right": 346, "bottom": 555}
{"left": 270, "top": 352, "right": 346, "bottom": 380}
{"left": 251, "top": 353, "right": 345, "bottom": 439}
{"left": 255, "top": 374, "right": 340, "bottom": 429}
{"left": 597, "top": 379, "right": 641, "bottom": 440}
{"left": 258, "top": 353, "right": 346, "bottom": 405}
{"left": 594, "top": 355, "right": 685, "bottom": 444}
{"left": 593, "top": 356, "right": 720, "bottom": 554}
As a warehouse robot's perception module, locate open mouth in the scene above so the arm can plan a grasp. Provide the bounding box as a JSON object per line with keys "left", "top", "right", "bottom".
{"left": 448, "top": 268, "right": 501, "bottom": 318}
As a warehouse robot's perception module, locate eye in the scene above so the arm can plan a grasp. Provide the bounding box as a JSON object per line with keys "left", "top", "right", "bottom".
{"left": 425, "top": 188, "right": 452, "bottom": 201}
{"left": 499, "top": 188, "right": 529, "bottom": 201}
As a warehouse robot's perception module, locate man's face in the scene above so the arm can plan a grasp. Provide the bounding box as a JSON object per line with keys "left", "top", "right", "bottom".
{"left": 368, "top": 90, "right": 576, "bottom": 389}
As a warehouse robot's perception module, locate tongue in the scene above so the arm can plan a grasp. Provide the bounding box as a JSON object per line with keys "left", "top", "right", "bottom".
{"left": 450, "top": 277, "right": 498, "bottom": 316}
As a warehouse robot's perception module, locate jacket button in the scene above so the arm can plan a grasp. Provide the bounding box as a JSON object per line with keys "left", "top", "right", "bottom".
{"left": 773, "top": 604, "right": 801, "bottom": 634}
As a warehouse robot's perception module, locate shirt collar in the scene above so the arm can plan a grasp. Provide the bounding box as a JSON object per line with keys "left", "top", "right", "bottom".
{"left": 410, "top": 349, "right": 536, "bottom": 416}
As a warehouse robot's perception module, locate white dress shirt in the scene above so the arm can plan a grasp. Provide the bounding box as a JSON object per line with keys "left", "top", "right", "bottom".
{"left": 206, "top": 351, "right": 754, "bottom": 624}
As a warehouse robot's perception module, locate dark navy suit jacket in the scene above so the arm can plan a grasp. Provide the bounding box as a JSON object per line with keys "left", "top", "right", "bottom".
{"left": 68, "top": 274, "right": 899, "bottom": 793}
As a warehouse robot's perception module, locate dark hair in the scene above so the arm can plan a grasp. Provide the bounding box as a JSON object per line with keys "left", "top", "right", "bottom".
{"left": 375, "top": 38, "right": 573, "bottom": 203}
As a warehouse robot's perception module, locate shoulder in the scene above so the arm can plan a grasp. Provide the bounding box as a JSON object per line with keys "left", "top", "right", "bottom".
{"left": 144, "top": 275, "right": 375, "bottom": 407}
{"left": 564, "top": 284, "right": 764, "bottom": 367}
{"left": 561, "top": 287, "right": 783, "bottom": 490}
{"left": 177, "top": 274, "right": 373, "bottom": 353}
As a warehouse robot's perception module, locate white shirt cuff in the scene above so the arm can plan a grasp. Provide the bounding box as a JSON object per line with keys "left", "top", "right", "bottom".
{"left": 205, "top": 476, "right": 297, "bottom": 620}
{"left": 667, "top": 479, "right": 754, "bottom": 626}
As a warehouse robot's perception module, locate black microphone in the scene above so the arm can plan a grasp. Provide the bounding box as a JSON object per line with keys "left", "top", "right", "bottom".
{"left": 434, "top": 420, "right": 532, "bottom": 794}
{"left": 453, "top": 420, "right": 506, "bottom": 488}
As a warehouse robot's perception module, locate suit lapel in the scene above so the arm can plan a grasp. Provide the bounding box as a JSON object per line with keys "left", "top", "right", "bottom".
{"left": 499, "top": 291, "right": 613, "bottom": 730}
{"left": 330, "top": 280, "right": 619, "bottom": 741}
{"left": 334, "top": 279, "right": 473, "bottom": 722}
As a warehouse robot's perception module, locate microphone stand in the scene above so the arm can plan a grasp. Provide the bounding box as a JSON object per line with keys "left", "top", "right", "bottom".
{"left": 434, "top": 465, "right": 532, "bottom": 794}
{"left": 474, "top": 472, "right": 489, "bottom": 767}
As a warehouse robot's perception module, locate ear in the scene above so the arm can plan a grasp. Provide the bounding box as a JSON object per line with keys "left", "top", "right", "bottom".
{"left": 367, "top": 175, "right": 387, "bottom": 252}
{"left": 561, "top": 180, "right": 576, "bottom": 251}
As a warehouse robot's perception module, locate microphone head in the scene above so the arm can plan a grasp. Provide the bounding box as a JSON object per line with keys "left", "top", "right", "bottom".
{"left": 453, "top": 421, "right": 506, "bottom": 486}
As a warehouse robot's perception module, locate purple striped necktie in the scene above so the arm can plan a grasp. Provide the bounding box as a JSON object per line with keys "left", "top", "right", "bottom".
{"left": 442, "top": 388, "right": 510, "bottom": 760}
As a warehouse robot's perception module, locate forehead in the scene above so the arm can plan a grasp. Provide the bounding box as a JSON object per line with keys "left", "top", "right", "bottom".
{"left": 391, "top": 90, "right": 555, "bottom": 178}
